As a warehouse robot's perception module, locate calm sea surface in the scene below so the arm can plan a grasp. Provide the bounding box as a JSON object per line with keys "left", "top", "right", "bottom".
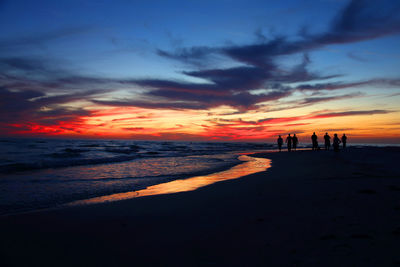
{"left": 1, "top": 138, "right": 394, "bottom": 215}
{"left": 0, "top": 138, "right": 275, "bottom": 215}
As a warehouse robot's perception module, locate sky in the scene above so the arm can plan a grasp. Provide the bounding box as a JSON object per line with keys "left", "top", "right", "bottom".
{"left": 0, "top": 0, "right": 399, "bottom": 143}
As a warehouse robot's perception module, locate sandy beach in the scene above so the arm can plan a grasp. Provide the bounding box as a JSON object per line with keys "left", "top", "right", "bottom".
{"left": 1, "top": 146, "right": 400, "bottom": 266}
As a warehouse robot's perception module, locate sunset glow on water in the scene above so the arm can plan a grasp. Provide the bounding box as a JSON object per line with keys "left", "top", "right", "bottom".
{"left": 67, "top": 155, "right": 271, "bottom": 206}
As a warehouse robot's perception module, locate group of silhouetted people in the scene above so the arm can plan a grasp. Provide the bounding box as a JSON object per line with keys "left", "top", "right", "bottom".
{"left": 277, "top": 133, "right": 298, "bottom": 152}
{"left": 319, "top": 132, "right": 347, "bottom": 152}
{"left": 277, "top": 132, "right": 347, "bottom": 152}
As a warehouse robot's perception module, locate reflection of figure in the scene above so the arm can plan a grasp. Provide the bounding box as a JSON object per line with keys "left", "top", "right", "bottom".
{"left": 292, "top": 134, "right": 298, "bottom": 151}
{"left": 333, "top": 133, "right": 341, "bottom": 152}
{"left": 311, "top": 132, "right": 318, "bottom": 151}
{"left": 277, "top": 135, "right": 283, "bottom": 152}
{"left": 341, "top": 134, "right": 347, "bottom": 149}
{"left": 324, "top": 133, "right": 331, "bottom": 150}
{"left": 286, "top": 134, "right": 292, "bottom": 152}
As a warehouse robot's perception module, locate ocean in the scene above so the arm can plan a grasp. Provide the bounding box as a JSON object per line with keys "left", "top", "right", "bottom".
{"left": 0, "top": 138, "right": 276, "bottom": 215}
{"left": 2, "top": 138, "right": 394, "bottom": 216}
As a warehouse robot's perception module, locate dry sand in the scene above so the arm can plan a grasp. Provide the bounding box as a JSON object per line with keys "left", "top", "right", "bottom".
{"left": 1, "top": 147, "right": 400, "bottom": 266}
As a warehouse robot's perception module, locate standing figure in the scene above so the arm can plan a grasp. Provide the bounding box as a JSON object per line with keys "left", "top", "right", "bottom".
{"left": 341, "top": 134, "right": 347, "bottom": 149}
{"left": 311, "top": 132, "right": 318, "bottom": 151}
{"left": 292, "top": 134, "right": 298, "bottom": 151}
{"left": 324, "top": 133, "right": 331, "bottom": 150}
{"left": 277, "top": 135, "right": 283, "bottom": 152}
{"left": 333, "top": 133, "right": 341, "bottom": 152}
{"left": 285, "top": 134, "right": 292, "bottom": 152}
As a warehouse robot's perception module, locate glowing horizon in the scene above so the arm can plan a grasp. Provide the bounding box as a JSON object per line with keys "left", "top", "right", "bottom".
{"left": 0, "top": 0, "right": 399, "bottom": 143}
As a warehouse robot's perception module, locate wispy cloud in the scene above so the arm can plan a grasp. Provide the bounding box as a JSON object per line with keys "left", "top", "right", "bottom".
{"left": 158, "top": 0, "right": 400, "bottom": 66}
{"left": 0, "top": 26, "right": 93, "bottom": 51}
{"left": 122, "top": 0, "right": 400, "bottom": 111}
{"left": 0, "top": 87, "right": 101, "bottom": 134}
{"left": 310, "top": 109, "right": 393, "bottom": 119}
{"left": 296, "top": 79, "right": 400, "bottom": 91}
{"left": 206, "top": 108, "right": 392, "bottom": 128}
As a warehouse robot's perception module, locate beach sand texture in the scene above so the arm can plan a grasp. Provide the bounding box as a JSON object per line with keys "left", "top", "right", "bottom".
{"left": 1, "top": 147, "right": 400, "bottom": 266}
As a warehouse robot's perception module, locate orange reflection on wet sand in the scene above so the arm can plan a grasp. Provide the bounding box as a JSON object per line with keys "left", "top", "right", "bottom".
{"left": 67, "top": 155, "right": 271, "bottom": 206}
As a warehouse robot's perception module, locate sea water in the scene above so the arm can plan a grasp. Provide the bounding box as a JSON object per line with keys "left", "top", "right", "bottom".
{"left": 0, "top": 138, "right": 275, "bottom": 215}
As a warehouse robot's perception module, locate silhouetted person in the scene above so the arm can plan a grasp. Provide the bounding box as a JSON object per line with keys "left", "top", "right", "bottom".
{"left": 311, "top": 132, "right": 318, "bottom": 151}
{"left": 324, "top": 132, "right": 331, "bottom": 150}
{"left": 333, "top": 133, "right": 341, "bottom": 152}
{"left": 341, "top": 134, "right": 347, "bottom": 149}
{"left": 292, "top": 134, "right": 298, "bottom": 151}
{"left": 277, "top": 135, "right": 283, "bottom": 152}
{"left": 286, "top": 134, "right": 292, "bottom": 152}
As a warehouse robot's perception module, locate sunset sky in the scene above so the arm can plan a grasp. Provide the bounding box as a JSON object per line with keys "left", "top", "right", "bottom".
{"left": 0, "top": 0, "right": 399, "bottom": 143}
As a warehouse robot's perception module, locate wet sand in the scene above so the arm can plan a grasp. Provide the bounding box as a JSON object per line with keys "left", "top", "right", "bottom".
{"left": 1, "top": 147, "right": 400, "bottom": 266}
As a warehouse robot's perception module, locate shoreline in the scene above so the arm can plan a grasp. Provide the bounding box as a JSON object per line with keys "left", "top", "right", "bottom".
{"left": 64, "top": 154, "right": 271, "bottom": 208}
{"left": 0, "top": 151, "right": 267, "bottom": 217}
{"left": 0, "top": 152, "right": 247, "bottom": 217}
{"left": 1, "top": 147, "right": 400, "bottom": 266}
